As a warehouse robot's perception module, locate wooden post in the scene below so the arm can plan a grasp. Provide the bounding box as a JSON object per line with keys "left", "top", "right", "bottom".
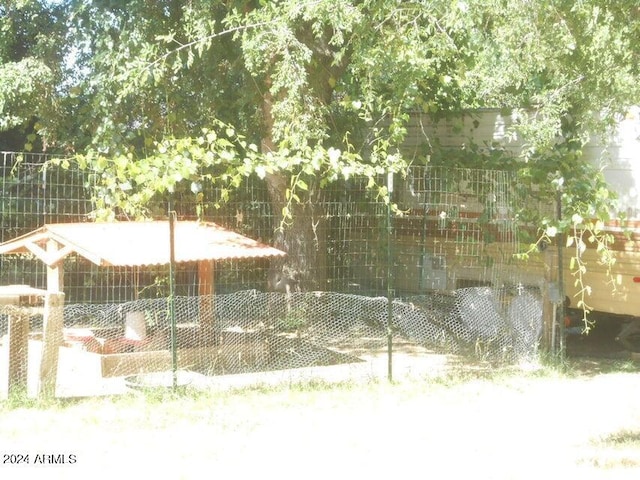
{"left": 39, "top": 292, "right": 64, "bottom": 399}
{"left": 198, "top": 260, "right": 216, "bottom": 346}
{"left": 46, "top": 239, "right": 64, "bottom": 293}
{"left": 7, "top": 311, "right": 29, "bottom": 396}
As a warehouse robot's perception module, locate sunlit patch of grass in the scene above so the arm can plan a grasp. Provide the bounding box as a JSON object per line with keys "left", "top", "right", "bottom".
{"left": 580, "top": 430, "right": 640, "bottom": 469}
{"left": 1, "top": 355, "right": 637, "bottom": 415}
{"left": 0, "top": 387, "right": 73, "bottom": 412}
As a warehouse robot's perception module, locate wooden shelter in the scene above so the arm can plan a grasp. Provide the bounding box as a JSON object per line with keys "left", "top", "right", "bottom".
{"left": 0, "top": 221, "right": 286, "bottom": 292}
{"left": 0, "top": 221, "right": 286, "bottom": 392}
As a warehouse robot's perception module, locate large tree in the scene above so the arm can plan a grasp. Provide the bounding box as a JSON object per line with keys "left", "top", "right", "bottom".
{"left": 18, "top": 0, "right": 640, "bottom": 292}
{"left": 62, "top": 0, "right": 475, "bottom": 288}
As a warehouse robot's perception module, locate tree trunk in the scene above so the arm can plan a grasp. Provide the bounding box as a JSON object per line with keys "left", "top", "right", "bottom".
{"left": 258, "top": 23, "right": 348, "bottom": 292}
{"left": 266, "top": 179, "right": 327, "bottom": 292}
{"left": 261, "top": 83, "right": 327, "bottom": 292}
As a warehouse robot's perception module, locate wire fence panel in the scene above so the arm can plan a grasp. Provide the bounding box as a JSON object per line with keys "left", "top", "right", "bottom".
{"left": 0, "top": 153, "right": 545, "bottom": 399}
{"left": 0, "top": 289, "right": 542, "bottom": 397}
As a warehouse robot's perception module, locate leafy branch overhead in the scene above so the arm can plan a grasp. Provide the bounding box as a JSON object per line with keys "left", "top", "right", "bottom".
{"left": 4, "top": 1, "right": 640, "bottom": 303}
{"left": 65, "top": 120, "right": 399, "bottom": 224}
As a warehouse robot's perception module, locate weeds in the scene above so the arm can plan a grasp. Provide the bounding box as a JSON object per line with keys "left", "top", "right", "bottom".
{"left": 0, "top": 387, "right": 67, "bottom": 412}
{"left": 601, "top": 430, "right": 640, "bottom": 445}
{"left": 580, "top": 429, "right": 640, "bottom": 470}
{"left": 1, "top": 356, "right": 637, "bottom": 412}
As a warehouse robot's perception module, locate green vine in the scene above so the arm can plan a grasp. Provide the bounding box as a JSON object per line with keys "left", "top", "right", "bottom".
{"left": 424, "top": 132, "right": 621, "bottom": 331}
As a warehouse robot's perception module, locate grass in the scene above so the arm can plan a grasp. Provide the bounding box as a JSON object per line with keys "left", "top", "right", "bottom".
{"left": 1, "top": 358, "right": 638, "bottom": 479}
{"left": 0, "top": 355, "right": 634, "bottom": 412}
{"left": 580, "top": 430, "right": 640, "bottom": 469}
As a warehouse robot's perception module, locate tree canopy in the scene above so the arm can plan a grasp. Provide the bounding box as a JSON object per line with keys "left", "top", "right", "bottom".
{"left": 3, "top": 0, "right": 640, "bottom": 292}
{"left": 8, "top": 1, "right": 639, "bottom": 177}
{"left": 0, "top": 0, "right": 69, "bottom": 150}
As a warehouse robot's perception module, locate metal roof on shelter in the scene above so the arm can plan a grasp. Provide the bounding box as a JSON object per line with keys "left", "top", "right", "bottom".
{"left": 0, "top": 285, "right": 48, "bottom": 296}
{"left": 0, "top": 221, "right": 286, "bottom": 267}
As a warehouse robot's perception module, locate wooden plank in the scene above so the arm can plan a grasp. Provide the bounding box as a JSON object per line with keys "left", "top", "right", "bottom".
{"left": 100, "top": 350, "right": 173, "bottom": 378}
{"left": 198, "top": 260, "right": 215, "bottom": 296}
{"left": 7, "top": 314, "right": 29, "bottom": 396}
{"left": 46, "top": 239, "right": 65, "bottom": 293}
{"left": 99, "top": 341, "right": 269, "bottom": 378}
{"left": 198, "top": 260, "right": 217, "bottom": 344}
{"left": 100, "top": 346, "right": 216, "bottom": 377}
{"left": 198, "top": 260, "right": 215, "bottom": 323}
{"left": 0, "top": 231, "right": 49, "bottom": 255}
{"left": 38, "top": 292, "right": 65, "bottom": 398}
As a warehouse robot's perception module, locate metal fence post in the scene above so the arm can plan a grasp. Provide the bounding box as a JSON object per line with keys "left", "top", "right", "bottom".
{"left": 386, "top": 171, "right": 394, "bottom": 382}
{"left": 168, "top": 205, "right": 178, "bottom": 390}
{"left": 556, "top": 189, "right": 566, "bottom": 358}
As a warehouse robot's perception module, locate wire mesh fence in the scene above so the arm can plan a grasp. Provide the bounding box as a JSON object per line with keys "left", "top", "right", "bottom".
{"left": 0, "top": 152, "right": 546, "bottom": 399}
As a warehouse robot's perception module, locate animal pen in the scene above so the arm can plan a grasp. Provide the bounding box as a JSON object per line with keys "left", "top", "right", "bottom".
{"left": 0, "top": 152, "right": 549, "bottom": 398}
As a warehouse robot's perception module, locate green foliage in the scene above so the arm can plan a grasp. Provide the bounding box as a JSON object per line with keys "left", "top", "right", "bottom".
{"left": 465, "top": 0, "right": 640, "bottom": 150}
{"left": 4, "top": 1, "right": 640, "bottom": 313}
{"left": 275, "top": 307, "right": 309, "bottom": 337}
{"left": 59, "top": 118, "right": 395, "bottom": 225}
{"left": 0, "top": 1, "right": 68, "bottom": 145}
{"left": 0, "top": 58, "right": 53, "bottom": 131}
{"left": 0, "top": 386, "right": 65, "bottom": 411}
{"left": 56, "top": 0, "right": 486, "bottom": 227}
{"left": 52, "top": 1, "right": 639, "bottom": 208}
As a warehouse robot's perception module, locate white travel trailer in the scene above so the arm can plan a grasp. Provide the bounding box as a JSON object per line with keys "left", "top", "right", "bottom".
{"left": 396, "top": 108, "right": 640, "bottom": 321}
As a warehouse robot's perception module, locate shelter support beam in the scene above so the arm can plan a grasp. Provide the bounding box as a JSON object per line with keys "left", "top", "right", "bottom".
{"left": 198, "top": 260, "right": 217, "bottom": 344}
{"left": 38, "top": 292, "right": 64, "bottom": 399}
{"left": 46, "top": 239, "right": 65, "bottom": 293}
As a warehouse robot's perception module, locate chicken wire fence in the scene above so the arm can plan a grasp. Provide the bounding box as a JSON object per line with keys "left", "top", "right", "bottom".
{"left": 64, "top": 287, "right": 541, "bottom": 366}
{"left": 0, "top": 152, "right": 546, "bottom": 398}
{"left": 0, "top": 288, "right": 542, "bottom": 397}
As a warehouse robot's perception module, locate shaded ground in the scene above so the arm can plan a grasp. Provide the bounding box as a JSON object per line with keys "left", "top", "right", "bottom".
{"left": 566, "top": 314, "right": 639, "bottom": 364}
